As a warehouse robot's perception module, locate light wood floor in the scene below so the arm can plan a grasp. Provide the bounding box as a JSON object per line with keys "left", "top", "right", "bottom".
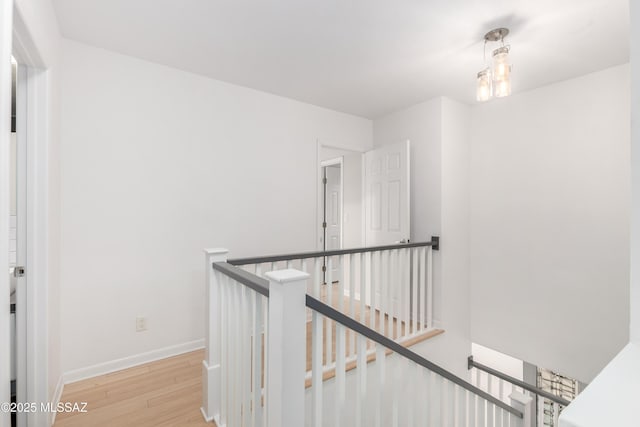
{"left": 53, "top": 350, "right": 212, "bottom": 427}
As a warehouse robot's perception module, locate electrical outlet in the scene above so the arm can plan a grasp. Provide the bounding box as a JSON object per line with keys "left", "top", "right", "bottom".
{"left": 136, "top": 316, "right": 147, "bottom": 332}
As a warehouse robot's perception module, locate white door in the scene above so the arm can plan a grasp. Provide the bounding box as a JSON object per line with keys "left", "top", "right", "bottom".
{"left": 364, "top": 140, "right": 410, "bottom": 246}
{"left": 325, "top": 164, "right": 342, "bottom": 252}
{"left": 364, "top": 141, "right": 410, "bottom": 317}
{"left": 322, "top": 161, "right": 342, "bottom": 282}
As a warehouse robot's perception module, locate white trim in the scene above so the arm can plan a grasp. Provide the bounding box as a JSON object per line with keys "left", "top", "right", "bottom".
{"left": 319, "top": 143, "right": 363, "bottom": 153}
{"left": 63, "top": 339, "right": 205, "bottom": 384}
{"left": 49, "top": 375, "right": 65, "bottom": 425}
{"left": 11, "top": 10, "right": 53, "bottom": 426}
{"left": 0, "top": 2, "right": 14, "bottom": 426}
{"left": 320, "top": 156, "right": 343, "bottom": 167}
{"left": 14, "top": 62, "right": 28, "bottom": 427}
{"left": 24, "top": 64, "right": 51, "bottom": 427}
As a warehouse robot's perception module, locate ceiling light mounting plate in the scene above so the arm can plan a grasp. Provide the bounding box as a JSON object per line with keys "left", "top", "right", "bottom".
{"left": 484, "top": 28, "right": 509, "bottom": 42}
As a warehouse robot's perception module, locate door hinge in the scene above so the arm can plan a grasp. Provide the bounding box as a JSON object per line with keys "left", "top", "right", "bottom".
{"left": 13, "top": 266, "right": 25, "bottom": 278}
{"left": 322, "top": 265, "right": 327, "bottom": 272}
{"left": 322, "top": 177, "right": 327, "bottom": 184}
{"left": 322, "top": 222, "right": 327, "bottom": 228}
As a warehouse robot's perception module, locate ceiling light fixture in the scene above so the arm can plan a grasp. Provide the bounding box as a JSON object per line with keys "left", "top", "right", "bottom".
{"left": 476, "top": 28, "right": 511, "bottom": 102}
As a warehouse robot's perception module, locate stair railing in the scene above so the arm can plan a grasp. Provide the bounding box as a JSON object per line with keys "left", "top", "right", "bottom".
{"left": 202, "top": 244, "right": 532, "bottom": 427}
{"left": 468, "top": 356, "right": 572, "bottom": 427}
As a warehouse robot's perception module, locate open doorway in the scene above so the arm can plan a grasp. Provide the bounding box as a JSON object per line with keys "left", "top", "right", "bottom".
{"left": 320, "top": 158, "right": 343, "bottom": 283}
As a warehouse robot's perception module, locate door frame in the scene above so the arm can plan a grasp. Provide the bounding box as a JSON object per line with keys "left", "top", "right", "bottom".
{"left": 2, "top": 7, "right": 52, "bottom": 427}
{"left": 0, "top": 1, "right": 14, "bottom": 424}
{"left": 315, "top": 141, "right": 362, "bottom": 252}
{"left": 319, "top": 156, "right": 344, "bottom": 252}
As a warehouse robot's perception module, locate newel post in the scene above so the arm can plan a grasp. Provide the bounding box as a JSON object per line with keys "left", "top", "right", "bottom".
{"left": 510, "top": 391, "right": 534, "bottom": 427}
{"left": 265, "top": 269, "right": 310, "bottom": 427}
{"left": 201, "top": 248, "right": 228, "bottom": 423}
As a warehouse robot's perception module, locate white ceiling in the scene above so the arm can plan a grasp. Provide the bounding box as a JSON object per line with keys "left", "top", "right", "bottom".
{"left": 52, "top": 0, "right": 629, "bottom": 118}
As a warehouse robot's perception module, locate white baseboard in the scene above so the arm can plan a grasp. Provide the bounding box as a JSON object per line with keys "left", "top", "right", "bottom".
{"left": 63, "top": 339, "right": 204, "bottom": 384}
{"left": 50, "top": 375, "right": 65, "bottom": 426}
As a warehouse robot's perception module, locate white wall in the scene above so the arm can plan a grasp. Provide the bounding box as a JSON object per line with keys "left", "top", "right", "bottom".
{"left": 373, "top": 98, "right": 442, "bottom": 243}
{"left": 472, "top": 343, "right": 524, "bottom": 381}
{"left": 439, "top": 97, "right": 472, "bottom": 377}
{"left": 470, "top": 64, "right": 631, "bottom": 383}
{"left": 59, "top": 40, "right": 372, "bottom": 375}
{"left": 631, "top": 0, "right": 640, "bottom": 344}
{"left": 373, "top": 97, "right": 472, "bottom": 378}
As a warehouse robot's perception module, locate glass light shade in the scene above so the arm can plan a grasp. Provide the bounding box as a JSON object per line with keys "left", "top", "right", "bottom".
{"left": 492, "top": 46, "right": 511, "bottom": 98}
{"left": 476, "top": 68, "right": 492, "bottom": 102}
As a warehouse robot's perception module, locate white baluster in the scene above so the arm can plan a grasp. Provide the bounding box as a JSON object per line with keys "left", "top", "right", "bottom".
{"left": 407, "top": 360, "right": 415, "bottom": 427}
{"left": 312, "top": 310, "right": 323, "bottom": 427}
{"left": 389, "top": 250, "right": 396, "bottom": 339}
{"left": 252, "top": 291, "right": 263, "bottom": 427}
{"left": 355, "top": 334, "right": 367, "bottom": 427}
{"left": 314, "top": 257, "right": 321, "bottom": 299}
{"left": 242, "top": 286, "right": 251, "bottom": 424}
{"left": 501, "top": 407, "right": 509, "bottom": 427}
{"left": 411, "top": 249, "right": 418, "bottom": 335}
{"left": 402, "top": 248, "right": 410, "bottom": 339}
{"left": 552, "top": 402, "right": 559, "bottom": 427}
{"left": 335, "top": 322, "right": 346, "bottom": 427}
{"left": 423, "top": 368, "right": 431, "bottom": 427}
{"left": 375, "top": 343, "right": 385, "bottom": 427}
{"left": 427, "top": 246, "right": 434, "bottom": 328}
{"left": 419, "top": 247, "right": 426, "bottom": 330}
{"left": 477, "top": 397, "right": 485, "bottom": 427}
{"left": 431, "top": 374, "right": 442, "bottom": 427}
{"left": 389, "top": 249, "right": 404, "bottom": 340}
{"left": 234, "top": 280, "right": 242, "bottom": 426}
{"left": 457, "top": 387, "right": 467, "bottom": 427}
{"left": 381, "top": 250, "right": 390, "bottom": 337}
{"left": 202, "top": 248, "right": 228, "bottom": 423}
{"left": 488, "top": 374, "right": 493, "bottom": 397}
{"left": 360, "top": 253, "right": 367, "bottom": 326}
{"left": 469, "top": 390, "right": 476, "bottom": 427}
{"left": 265, "top": 269, "right": 309, "bottom": 427}
{"left": 369, "top": 252, "right": 376, "bottom": 332}
{"left": 326, "top": 257, "right": 333, "bottom": 365}
{"left": 392, "top": 356, "right": 400, "bottom": 427}
{"left": 301, "top": 259, "right": 308, "bottom": 293}
{"left": 338, "top": 255, "right": 345, "bottom": 312}
{"left": 487, "top": 400, "right": 494, "bottom": 427}
{"left": 262, "top": 294, "right": 268, "bottom": 427}
{"left": 349, "top": 253, "right": 356, "bottom": 356}
{"left": 446, "top": 380, "right": 455, "bottom": 427}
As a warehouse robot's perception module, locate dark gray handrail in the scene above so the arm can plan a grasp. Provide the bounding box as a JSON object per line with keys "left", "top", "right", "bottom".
{"left": 228, "top": 236, "right": 440, "bottom": 266}
{"left": 306, "top": 295, "right": 523, "bottom": 418}
{"left": 212, "top": 262, "right": 270, "bottom": 297}
{"left": 468, "top": 356, "right": 571, "bottom": 406}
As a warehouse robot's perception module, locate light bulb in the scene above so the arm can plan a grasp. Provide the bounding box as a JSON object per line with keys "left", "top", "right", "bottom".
{"left": 476, "top": 68, "right": 492, "bottom": 102}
